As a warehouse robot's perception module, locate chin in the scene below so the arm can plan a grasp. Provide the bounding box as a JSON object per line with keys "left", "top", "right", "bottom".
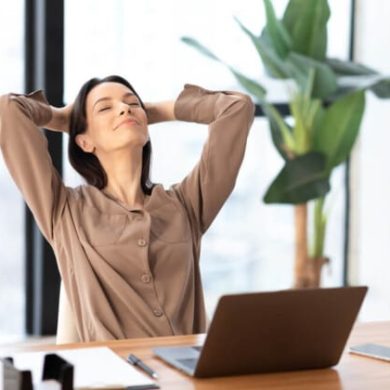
{"left": 123, "top": 137, "right": 149, "bottom": 149}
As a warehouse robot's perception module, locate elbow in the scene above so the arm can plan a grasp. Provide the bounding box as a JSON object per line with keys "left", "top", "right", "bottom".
{"left": 240, "top": 93, "right": 255, "bottom": 113}
{"left": 220, "top": 93, "right": 256, "bottom": 128}
{"left": 234, "top": 94, "right": 256, "bottom": 125}
{"left": 0, "top": 93, "right": 25, "bottom": 120}
{"left": 0, "top": 93, "right": 12, "bottom": 102}
{"left": 0, "top": 93, "right": 14, "bottom": 112}
{"left": 0, "top": 91, "right": 51, "bottom": 127}
{"left": 0, "top": 93, "right": 22, "bottom": 107}
{"left": 0, "top": 94, "right": 16, "bottom": 145}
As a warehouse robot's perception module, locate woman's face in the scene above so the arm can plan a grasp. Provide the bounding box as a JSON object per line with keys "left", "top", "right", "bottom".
{"left": 76, "top": 81, "right": 148, "bottom": 155}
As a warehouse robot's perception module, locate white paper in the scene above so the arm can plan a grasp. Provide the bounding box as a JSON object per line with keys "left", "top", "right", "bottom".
{"left": 4, "top": 347, "right": 155, "bottom": 389}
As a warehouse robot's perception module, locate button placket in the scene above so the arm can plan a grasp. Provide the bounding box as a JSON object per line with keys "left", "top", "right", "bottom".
{"left": 135, "top": 211, "right": 148, "bottom": 248}
{"left": 137, "top": 210, "right": 164, "bottom": 319}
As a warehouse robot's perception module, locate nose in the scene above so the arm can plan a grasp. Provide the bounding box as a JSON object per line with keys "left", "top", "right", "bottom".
{"left": 119, "top": 102, "right": 132, "bottom": 116}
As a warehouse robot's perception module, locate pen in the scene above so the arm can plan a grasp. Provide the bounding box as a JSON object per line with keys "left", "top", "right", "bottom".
{"left": 127, "top": 354, "right": 159, "bottom": 380}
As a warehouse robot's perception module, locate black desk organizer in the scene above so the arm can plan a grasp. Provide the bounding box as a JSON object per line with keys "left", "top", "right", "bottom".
{"left": 1, "top": 353, "right": 73, "bottom": 390}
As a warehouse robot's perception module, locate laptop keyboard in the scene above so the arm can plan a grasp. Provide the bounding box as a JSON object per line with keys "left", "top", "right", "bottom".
{"left": 176, "top": 346, "right": 202, "bottom": 371}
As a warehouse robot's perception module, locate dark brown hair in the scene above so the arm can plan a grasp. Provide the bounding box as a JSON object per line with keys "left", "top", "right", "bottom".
{"left": 68, "top": 75, "right": 154, "bottom": 194}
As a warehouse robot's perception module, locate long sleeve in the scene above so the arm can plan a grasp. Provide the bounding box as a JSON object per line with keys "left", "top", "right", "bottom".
{"left": 0, "top": 91, "right": 67, "bottom": 243}
{"left": 172, "top": 84, "right": 255, "bottom": 235}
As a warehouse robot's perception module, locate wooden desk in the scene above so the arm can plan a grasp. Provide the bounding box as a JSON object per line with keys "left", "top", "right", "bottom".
{"left": 1, "top": 322, "right": 389, "bottom": 389}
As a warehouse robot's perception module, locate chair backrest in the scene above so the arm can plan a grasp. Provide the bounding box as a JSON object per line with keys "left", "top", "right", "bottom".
{"left": 56, "top": 282, "right": 80, "bottom": 344}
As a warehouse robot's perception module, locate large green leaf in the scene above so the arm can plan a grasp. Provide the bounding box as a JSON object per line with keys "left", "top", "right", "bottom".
{"left": 261, "top": 103, "right": 295, "bottom": 159}
{"left": 228, "top": 67, "right": 266, "bottom": 100}
{"left": 237, "top": 16, "right": 335, "bottom": 95}
{"left": 336, "top": 74, "right": 385, "bottom": 90}
{"left": 325, "top": 58, "right": 390, "bottom": 99}
{"left": 235, "top": 18, "right": 289, "bottom": 79}
{"left": 331, "top": 74, "right": 390, "bottom": 100}
{"left": 268, "top": 118, "right": 292, "bottom": 160}
{"left": 261, "top": 99, "right": 297, "bottom": 156}
{"left": 282, "top": 0, "right": 330, "bottom": 60}
{"left": 263, "top": 0, "right": 291, "bottom": 58}
{"left": 313, "top": 90, "right": 365, "bottom": 170}
{"left": 286, "top": 52, "right": 337, "bottom": 98}
{"left": 181, "top": 37, "right": 221, "bottom": 62}
{"left": 263, "top": 152, "right": 330, "bottom": 204}
{"left": 369, "top": 78, "right": 390, "bottom": 98}
{"left": 326, "top": 58, "right": 378, "bottom": 76}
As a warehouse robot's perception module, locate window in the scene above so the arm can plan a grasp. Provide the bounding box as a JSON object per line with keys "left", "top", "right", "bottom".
{"left": 350, "top": 0, "right": 390, "bottom": 320}
{"left": 0, "top": 0, "right": 25, "bottom": 340}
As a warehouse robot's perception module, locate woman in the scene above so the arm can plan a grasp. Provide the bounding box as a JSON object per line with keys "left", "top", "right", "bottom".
{"left": 0, "top": 75, "right": 255, "bottom": 342}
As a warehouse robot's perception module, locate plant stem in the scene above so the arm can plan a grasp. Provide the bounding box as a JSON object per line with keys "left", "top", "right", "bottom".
{"left": 312, "top": 196, "right": 327, "bottom": 258}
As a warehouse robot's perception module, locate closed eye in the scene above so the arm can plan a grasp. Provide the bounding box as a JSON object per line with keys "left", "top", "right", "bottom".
{"left": 99, "top": 106, "right": 111, "bottom": 112}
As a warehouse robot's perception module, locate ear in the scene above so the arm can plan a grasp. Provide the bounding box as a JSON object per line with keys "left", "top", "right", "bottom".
{"left": 75, "top": 134, "right": 95, "bottom": 153}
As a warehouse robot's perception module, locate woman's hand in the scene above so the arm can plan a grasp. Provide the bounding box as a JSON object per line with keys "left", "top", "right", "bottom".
{"left": 46, "top": 103, "right": 73, "bottom": 133}
{"left": 144, "top": 101, "right": 176, "bottom": 124}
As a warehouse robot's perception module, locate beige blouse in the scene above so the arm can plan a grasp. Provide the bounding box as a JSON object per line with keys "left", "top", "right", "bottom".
{"left": 0, "top": 84, "right": 255, "bottom": 341}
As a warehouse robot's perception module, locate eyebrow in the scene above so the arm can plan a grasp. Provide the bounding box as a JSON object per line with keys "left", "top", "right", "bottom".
{"left": 93, "top": 92, "right": 136, "bottom": 109}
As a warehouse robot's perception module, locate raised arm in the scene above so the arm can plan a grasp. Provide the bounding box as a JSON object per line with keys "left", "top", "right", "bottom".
{"left": 45, "top": 103, "right": 73, "bottom": 133}
{"left": 170, "top": 84, "right": 255, "bottom": 235}
{"left": 0, "top": 90, "right": 68, "bottom": 243}
{"left": 145, "top": 100, "right": 176, "bottom": 124}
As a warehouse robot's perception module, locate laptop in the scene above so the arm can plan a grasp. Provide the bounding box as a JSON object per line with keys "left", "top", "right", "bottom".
{"left": 153, "top": 286, "right": 367, "bottom": 378}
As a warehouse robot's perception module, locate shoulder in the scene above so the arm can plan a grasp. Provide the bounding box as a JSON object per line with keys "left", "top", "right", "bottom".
{"left": 65, "top": 184, "right": 105, "bottom": 210}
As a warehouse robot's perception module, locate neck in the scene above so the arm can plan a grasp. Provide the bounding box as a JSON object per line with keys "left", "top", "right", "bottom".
{"left": 99, "top": 147, "right": 145, "bottom": 208}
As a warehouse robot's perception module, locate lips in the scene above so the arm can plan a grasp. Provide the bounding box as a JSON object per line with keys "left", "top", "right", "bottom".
{"left": 114, "top": 118, "right": 139, "bottom": 130}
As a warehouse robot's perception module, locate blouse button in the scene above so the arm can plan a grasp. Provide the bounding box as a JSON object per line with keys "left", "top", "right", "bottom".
{"left": 137, "top": 238, "right": 147, "bottom": 247}
{"left": 153, "top": 309, "right": 163, "bottom": 317}
{"left": 141, "top": 274, "right": 151, "bottom": 283}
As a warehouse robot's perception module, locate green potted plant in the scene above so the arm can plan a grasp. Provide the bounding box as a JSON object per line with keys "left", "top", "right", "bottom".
{"left": 181, "top": 0, "right": 390, "bottom": 288}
